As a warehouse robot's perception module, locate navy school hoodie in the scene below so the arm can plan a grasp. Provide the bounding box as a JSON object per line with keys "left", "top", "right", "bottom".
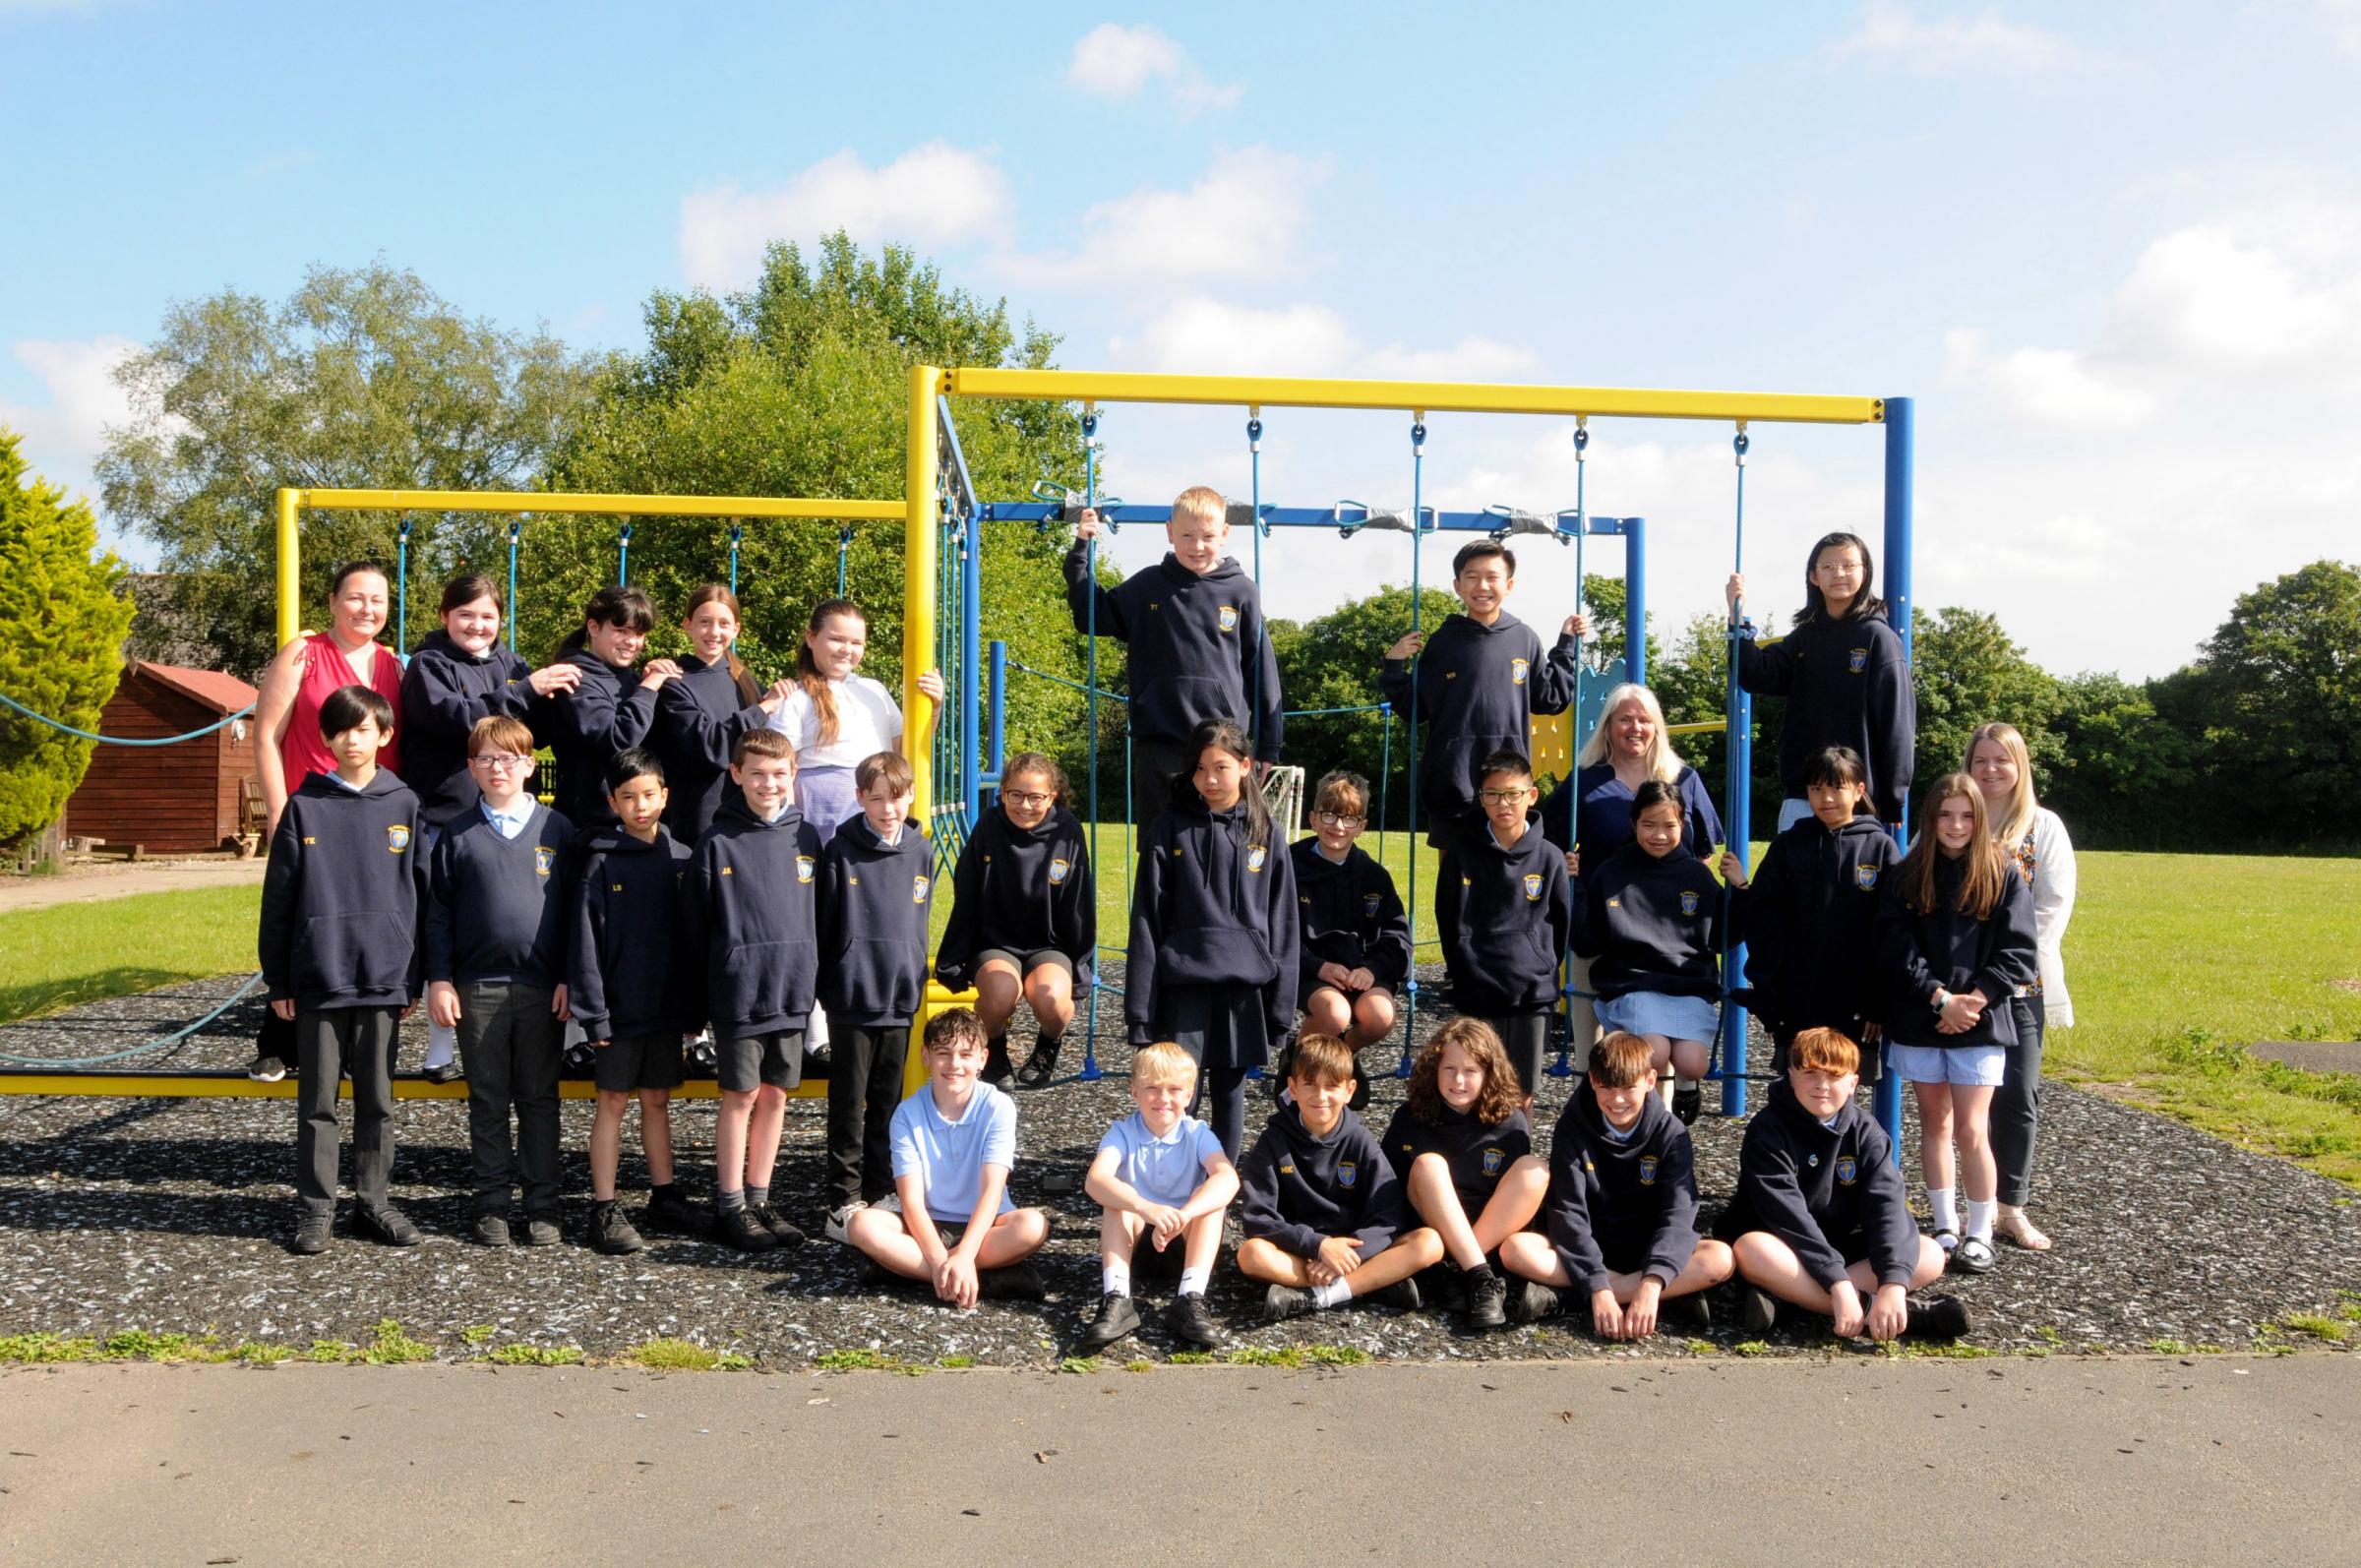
{"left": 653, "top": 653, "right": 767, "bottom": 845}
{"left": 1876, "top": 852, "right": 2037, "bottom": 1049}
{"left": 1378, "top": 611, "right": 1578, "bottom": 829}
{"left": 1737, "top": 814, "right": 1902, "bottom": 1036}
{"left": 566, "top": 821, "right": 694, "bottom": 1043}
{"left": 1063, "top": 545, "right": 1284, "bottom": 758}
{"left": 1723, "top": 1078, "right": 1917, "bottom": 1291}
{"left": 1569, "top": 841, "right": 1725, "bottom": 1003}
{"left": 1380, "top": 1100, "right": 1531, "bottom": 1217}
{"left": 816, "top": 814, "right": 936, "bottom": 1027}
{"left": 423, "top": 802, "right": 575, "bottom": 989}
{"left": 678, "top": 799, "right": 823, "bottom": 1038}
{"left": 1434, "top": 809, "right": 1571, "bottom": 1014}
{"left": 1734, "top": 611, "right": 1915, "bottom": 825}
{"left": 535, "top": 647, "right": 659, "bottom": 832}
{"left": 1290, "top": 838, "right": 1412, "bottom": 999}
{"left": 1540, "top": 762, "right": 1725, "bottom": 877}
{"left": 1239, "top": 1103, "right": 1407, "bottom": 1260}
{"left": 258, "top": 770, "right": 427, "bottom": 1011}
{"left": 1544, "top": 1080, "right": 1700, "bottom": 1292}
{"left": 933, "top": 803, "right": 1096, "bottom": 993}
{"left": 396, "top": 630, "right": 540, "bottom": 829}
{"left": 1125, "top": 795, "right": 1300, "bottom": 1050}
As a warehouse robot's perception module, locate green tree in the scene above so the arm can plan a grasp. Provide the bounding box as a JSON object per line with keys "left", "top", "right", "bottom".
{"left": 0, "top": 430, "right": 137, "bottom": 849}
{"left": 521, "top": 235, "right": 1092, "bottom": 797}
{"left": 97, "top": 262, "right": 597, "bottom": 676}
{"left": 1908, "top": 606, "right": 2064, "bottom": 797}
{"left": 2045, "top": 671, "right": 2195, "bottom": 849}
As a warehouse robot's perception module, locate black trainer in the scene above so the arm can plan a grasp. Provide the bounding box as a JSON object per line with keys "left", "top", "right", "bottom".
{"left": 354, "top": 1205, "right": 422, "bottom": 1247}
{"left": 590, "top": 1202, "right": 645, "bottom": 1255}
{"left": 522, "top": 1216, "right": 562, "bottom": 1247}
{"left": 1509, "top": 1280, "right": 1561, "bottom": 1325}
{"left": 247, "top": 1054, "right": 288, "bottom": 1084}
{"left": 1905, "top": 1295, "right": 1972, "bottom": 1341}
{"left": 981, "top": 1035, "right": 1014, "bottom": 1087}
{"left": 472, "top": 1213, "right": 512, "bottom": 1247}
{"left": 1672, "top": 1083, "right": 1702, "bottom": 1125}
{"left": 1014, "top": 1034, "right": 1062, "bottom": 1089}
{"left": 980, "top": 1260, "right": 1047, "bottom": 1300}
{"left": 1665, "top": 1290, "right": 1713, "bottom": 1331}
{"left": 422, "top": 1060, "right": 464, "bottom": 1085}
{"left": 643, "top": 1185, "right": 706, "bottom": 1235}
{"left": 1262, "top": 1284, "right": 1316, "bottom": 1323}
{"left": 1464, "top": 1268, "right": 1509, "bottom": 1330}
{"left": 717, "top": 1205, "right": 778, "bottom": 1251}
{"left": 1373, "top": 1276, "right": 1423, "bottom": 1312}
{"left": 750, "top": 1204, "right": 805, "bottom": 1248}
{"left": 1740, "top": 1284, "right": 1779, "bottom": 1336}
{"left": 1075, "top": 1292, "right": 1142, "bottom": 1352}
{"left": 289, "top": 1212, "right": 333, "bottom": 1255}
{"left": 1166, "top": 1293, "right": 1222, "bottom": 1350}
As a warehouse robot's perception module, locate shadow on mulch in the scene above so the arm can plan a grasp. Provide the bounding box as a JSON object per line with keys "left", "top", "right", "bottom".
{"left": 2, "top": 970, "right": 2358, "bottom": 1365}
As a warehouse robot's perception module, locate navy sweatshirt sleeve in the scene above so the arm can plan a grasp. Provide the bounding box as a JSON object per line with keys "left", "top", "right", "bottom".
{"left": 1971, "top": 867, "right": 2039, "bottom": 1005}
{"left": 932, "top": 830, "right": 990, "bottom": 994}
{"left": 1528, "top": 629, "right": 1581, "bottom": 715}
{"left": 423, "top": 828, "right": 458, "bottom": 984}
{"left": 1739, "top": 839, "right": 1794, "bottom": 1022}
{"left": 1124, "top": 827, "right": 1167, "bottom": 1047}
{"left": 1876, "top": 874, "right": 1940, "bottom": 1013}
{"left": 1344, "top": 1120, "right": 1407, "bottom": 1256}
{"left": 1367, "top": 863, "right": 1412, "bottom": 988}
{"left": 542, "top": 662, "right": 657, "bottom": 766}
{"left": 655, "top": 671, "right": 764, "bottom": 775}
{"left": 1856, "top": 1119, "right": 1920, "bottom": 1288}
{"left": 403, "top": 645, "right": 531, "bottom": 752}
{"left": 1059, "top": 826, "right": 1097, "bottom": 970}
{"left": 1645, "top": 1130, "right": 1703, "bottom": 1286}
{"left": 1544, "top": 1127, "right": 1612, "bottom": 1293}
{"left": 1866, "top": 634, "right": 1915, "bottom": 825}
{"left": 1063, "top": 539, "right": 1131, "bottom": 639}
{"left": 1261, "top": 832, "right": 1301, "bottom": 1045}
{"left": 257, "top": 808, "right": 304, "bottom": 1003}
{"left": 567, "top": 850, "right": 613, "bottom": 1040}
{"left": 1734, "top": 624, "right": 1803, "bottom": 697}
{"left": 1243, "top": 598, "right": 1284, "bottom": 763}
{"left": 1238, "top": 1126, "right": 1321, "bottom": 1258}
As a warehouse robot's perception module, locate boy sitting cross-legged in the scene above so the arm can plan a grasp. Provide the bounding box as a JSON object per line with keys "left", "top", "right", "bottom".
{"left": 1238, "top": 1033, "right": 1442, "bottom": 1321}
{"left": 1076, "top": 1043, "right": 1240, "bottom": 1354}
{"left": 1721, "top": 1026, "right": 1969, "bottom": 1343}
{"left": 1497, "top": 1030, "right": 1734, "bottom": 1338}
{"left": 847, "top": 1007, "right": 1050, "bottom": 1303}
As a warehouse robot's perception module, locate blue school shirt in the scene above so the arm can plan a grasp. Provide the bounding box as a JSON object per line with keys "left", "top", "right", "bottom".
{"left": 889, "top": 1083, "right": 1018, "bottom": 1222}
{"left": 1098, "top": 1111, "right": 1225, "bottom": 1209}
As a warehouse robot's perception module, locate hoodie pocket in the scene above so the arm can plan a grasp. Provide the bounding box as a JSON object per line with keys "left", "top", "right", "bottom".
{"left": 293, "top": 912, "right": 412, "bottom": 998}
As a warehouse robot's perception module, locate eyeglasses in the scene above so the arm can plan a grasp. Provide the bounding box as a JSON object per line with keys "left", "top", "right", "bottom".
{"left": 1478, "top": 788, "right": 1530, "bottom": 806}
{"left": 470, "top": 754, "right": 532, "bottom": 771}
{"left": 1312, "top": 811, "right": 1364, "bottom": 828}
{"left": 1002, "top": 790, "right": 1056, "bottom": 808}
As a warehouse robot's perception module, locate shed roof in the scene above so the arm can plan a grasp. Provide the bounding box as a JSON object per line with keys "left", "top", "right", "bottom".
{"left": 131, "top": 662, "right": 258, "bottom": 715}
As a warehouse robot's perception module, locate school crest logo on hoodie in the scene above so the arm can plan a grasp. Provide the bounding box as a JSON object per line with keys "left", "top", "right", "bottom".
{"left": 1482, "top": 1148, "right": 1504, "bottom": 1176}
{"left": 1836, "top": 1156, "right": 1858, "bottom": 1185}
{"left": 1679, "top": 889, "right": 1700, "bottom": 917}
{"left": 1336, "top": 1160, "right": 1359, "bottom": 1189}
{"left": 797, "top": 855, "right": 816, "bottom": 883}
{"left": 1218, "top": 605, "right": 1240, "bottom": 633}
{"left": 912, "top": 875, "right": 931, "bottom": 903}
{"left": 1247, "top": 845, "right": 1268, "bottom": 873}
{"left": 1638, "top": 1155, "right": 1660, "bottom": 1186}
{"left": 1522, "top": 873, "right": 1544, "bottom": 901}
{"left": 1510, "top": 657, "right": 1530, "bottom": 687}
{"left": 1363, "top": 891, "right": 1382, "bottom": 917}
{"left": 1854, "top": 863, "right": 1879, "bottom": 890}
{"left": 386, "top": 824, "right": 410, "bottom": 854}
{"left": 1049, "top": 857, "right": 1071, "bottom": 885}
{"left": 1848, "top": 647, "right": 1869, "bottom": 673}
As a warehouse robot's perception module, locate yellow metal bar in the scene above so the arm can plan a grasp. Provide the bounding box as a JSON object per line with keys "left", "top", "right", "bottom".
{"left": 274, "top": 487, "right": 300, "bottom": 646}
{"left": 945, "top": 369, "right": 1883, "bottom": 426}
{"left": 290, "top": 489, "right": 904, "bottom": 521}
{"left": 0, "top": 1074, "right": 785, "bottom": 1101}
{"left": 1665, "top": 719, "right": 1729, "bottom": 736}
{"left": 905, "top": 366, "right": 940, "bottom": 830}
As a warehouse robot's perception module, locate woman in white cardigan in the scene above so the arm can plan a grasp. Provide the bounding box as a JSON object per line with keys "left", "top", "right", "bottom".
{"left": 1967, "top": 721, "right": 2077, "bottom": 1251}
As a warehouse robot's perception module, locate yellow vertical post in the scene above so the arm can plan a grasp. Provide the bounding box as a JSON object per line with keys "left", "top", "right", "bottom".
{"left": 904, "top": 367, "right": 942, "bottom": 1096}
{"left": 274, "top": 488, "right": 301, "bottom": 647}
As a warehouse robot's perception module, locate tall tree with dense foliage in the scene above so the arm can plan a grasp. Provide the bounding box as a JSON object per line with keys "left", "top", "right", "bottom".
{"left": 0, "top": 430, "right": 136, "bottom": 848}
{"left": 1908, "top": 605, "right": 2064, "bottom": 795}
{"left": 98, "top": 262, "right": 597, "bottom": 676}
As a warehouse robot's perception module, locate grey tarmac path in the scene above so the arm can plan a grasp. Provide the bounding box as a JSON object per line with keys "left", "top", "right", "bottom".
{"left": 1, "top": 1354, "right": 2349, "bottom": 1566}
{"left": 0, "top": 855, "right": 266, "bottom": 914}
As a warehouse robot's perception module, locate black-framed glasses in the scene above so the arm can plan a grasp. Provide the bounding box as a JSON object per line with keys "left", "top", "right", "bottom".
{"left": 1312, "top": 811, "right": 1364, "bottom": 828}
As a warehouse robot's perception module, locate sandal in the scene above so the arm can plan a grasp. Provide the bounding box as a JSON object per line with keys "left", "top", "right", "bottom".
{"left": 1994, "top": 1207, "right": 2053, "bottom": 1251}
{"left": 1932, "top": 1228, "right": 1961, "bottom": 1255}
{"left": 1953, "top": 1236, "right": 1996, "bottom": 1274}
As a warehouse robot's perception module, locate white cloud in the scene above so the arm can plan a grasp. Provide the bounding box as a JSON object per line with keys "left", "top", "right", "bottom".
{"left": 1067, "top": 23, "right": 1241, "bottom": 109}
{"left": 1110, "top": 297, "right": 1541, "bottom": 385}
{"left": 1826, "top": 1, "right": 2083, "bottom": 72}
{"left": 678, "top": 141, "right": 1010, "bottom": 292}
{"left": 1942, "top": 328, "right": 2154, "bottom": 427}
{"left": 0, "top": 335, "right": 139, "bottom": 514}
{"left": 999, "top": 147, "right": 1323, "bottom": 290}
{"left": 2110, "top": 220, "right": 2361, "bottom": 373}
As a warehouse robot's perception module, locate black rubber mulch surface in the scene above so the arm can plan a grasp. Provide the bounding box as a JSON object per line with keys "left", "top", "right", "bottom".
{"left": 2, "top": 966, "right": 2356, "bottom": 1365}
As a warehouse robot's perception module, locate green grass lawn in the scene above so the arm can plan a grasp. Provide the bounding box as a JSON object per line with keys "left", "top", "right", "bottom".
{"left": 8, "top": 844, "right": 2361, "bottom": 1185}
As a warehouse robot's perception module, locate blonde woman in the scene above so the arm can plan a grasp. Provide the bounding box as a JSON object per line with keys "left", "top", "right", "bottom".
{"left": 1967, "top": 722, "right": 2077, "bottom": 1252}
{"left": 1540, "top": 684, "right": 1725, "bottom": 1058}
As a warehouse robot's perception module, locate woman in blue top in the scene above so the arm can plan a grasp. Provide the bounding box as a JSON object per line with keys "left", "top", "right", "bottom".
{"left": 1541, "top": 683, "right": 1724, "bottom": 1060}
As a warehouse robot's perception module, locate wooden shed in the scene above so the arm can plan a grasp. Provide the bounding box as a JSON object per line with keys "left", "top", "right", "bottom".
{"left": 65, "top": 663, "right": 259, "bottom": 855}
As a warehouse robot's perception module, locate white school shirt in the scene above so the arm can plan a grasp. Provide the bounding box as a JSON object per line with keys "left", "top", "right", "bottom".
{"left": 764, "top": 674, "right": 902, "bottom": 770}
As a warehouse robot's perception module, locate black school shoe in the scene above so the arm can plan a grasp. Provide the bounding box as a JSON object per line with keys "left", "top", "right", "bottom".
{"left": 1371, "top": 1275, "right": 1422, "bottom": 1312}
{"left": 1904, "top": 1296, "right": 1972, "bottom": 1341}
{"left": 1672, "top": 1083, "right": 1702, "bottom": 1126}
{"left": 750, "top": 1203, "right": 806, "bottom": 1248}
{"left": 643, "top": 1185, "right": 706, "bottom": 1236}
{"left": 354, "top": 1204, "right": 423, "bottom": 1247}
{"left": 522, "top": 1215, "right": 563, "bottom": 1247}
{"left": 472, "top": 1213, "right": 512, "bottom": 1247}
{"left": 1166, "top": 1294, "right": 1223, "bottom": 1350}
{"left": 717, "top": 1206, "right": 778, "bottom": 1251}
{"left": 981, "top": 1035, "right": 1014, "bottom": 1087}
{"left": 1665, "top": 1290, "right": 1712, "bottom": 1331}
{"left": 1509, "top": 1280, "right": 1561, "bottom": 1325}
{"left": 589, "top": 1202, "right": 645, "bottom": 1255}
{"left": 422, "top": 1060, "right": 464, "bottom": 1085}
{"left": 1075, "top": 1292, "right": 1142, "bottom": 1352}
{"left": 1740, "top": 1283, "right": 1780, "bottom": 1336}
{"left": 980, "top": 1260, "right": 1047, "bottom": 1300}
{"left": 1464, "top": 1268, "right": 1509, "bottom": 1331}
{"left": 1014, "top": 1034, "right": 1062, "bottom": 1089}
{"left": 289, "top": 1212, "right": 333, "bottom": 1255}
{"left": 1262, "top": 1284, "right": 1316, "bottom": 1323}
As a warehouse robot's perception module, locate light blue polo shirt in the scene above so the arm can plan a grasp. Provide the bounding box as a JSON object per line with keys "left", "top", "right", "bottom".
{"left": 1097, "top": 1111, "right": 1225, "bottom": 1209}
{"left": 889, "top": 1082, "right": 1018, "bottom": 1222}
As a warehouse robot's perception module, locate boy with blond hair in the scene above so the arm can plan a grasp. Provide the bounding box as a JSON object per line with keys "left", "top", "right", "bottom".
{"left": 1067, "top": 485, "right": 1283, "bottom": 826}
{"left": 1076, "top": 1043, "right": 1240, "bottom": 1352}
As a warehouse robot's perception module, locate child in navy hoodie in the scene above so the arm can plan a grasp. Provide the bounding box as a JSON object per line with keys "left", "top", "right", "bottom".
{"left": 537, "top": 584, "right": 680, "bottom": 833}
{"left": 257, "top": 685, "right": 428, "bottom": 1256}
{"left": 1499, "top": 1031, "right": 1733, "bottom": 1337}
{"left": 653, "top": 583, "right": 787, "bottom": 846}
{"left": 1239, "top": 1033, "right": 1440, "bottom": 1321}
{"left": 1723, "top": 1027, "right": 1966, "bottom": 1343}
{"left": 1434, "top": 749, "right": 1570, "bottom": 1099}
{"left": 934, "top": 752, "right": 1096, "bottom": 1089}
{"left": 1127, "top": 717, "right": 1301, "bottom": 1162}
{"left": 1878, "top": 772, "right": 2037, "bottom": 1276}
{"left": 423, "top": 715, "right": 574, "bottom": 1247}
{"left": 568, "top": 748, "right": 701, "bottom": 1255}
{"left": 1728, "top": 746, "right": 1901, "bottom": 1074}
{"left": 1568, "top": 778, "right": 1730, "bottom": 1125}
{"left": 1380, "top": 539, "right": 1585, "bottom": 847}
{"left": 1067, "top": 487, "right": 1284, "bottom": 829}
{"left": 1380, "top": 1019, "right": 1545, "bottom": 1331}
{"left": 1291, "top": 769, "right": 1411, "bottom": 1101}
{"left": 679, "top": 728, "right": 819, "bottom": 1252}
{"left": 817, "top": 751, "right": 935, "bottom": 1243}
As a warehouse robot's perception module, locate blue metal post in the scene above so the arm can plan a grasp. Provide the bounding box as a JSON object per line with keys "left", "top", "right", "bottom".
{"left": 1875, "top": 395, "right": 1914, "bottom": 1158}
{"left": 961, "top": 513, "right": 984, "bottom": 826}
{"left": 1079, "top": 407, "right": 1104, "bottom": 1083}
{"left": 618, "top": 523, "right": 631, "bottom": 587}
{"left": 507, "top": 518, "right": 521, "bottom": 651}
{"left": 1623, "top": 516, "right": 1647, "bottom": 684}
{"left": 1399, "top": 418, "right": 1426, "bottom": 1078}
{"left": 984, "top": 638, "right": 1007, "bottom": 789}
{"left": 1721, "top": 431, "right": 1752, "bottom": 1117}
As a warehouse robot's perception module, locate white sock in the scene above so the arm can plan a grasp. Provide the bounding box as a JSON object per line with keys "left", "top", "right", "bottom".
{"left": 1102, "top": 1260, "right": 1130, "bottom": 1297}
{"left": 1310, "top": 1279, "right": 1352, "bottom": 1309}
{"left": 1966, "top": 1198, "right": 1996, "bottom": 1243}
{"left": 1179, "top": 1265, "right": 1210, "bottom": 1297}
{"left": 1929, "top": 1186, "right": 1960, "bottom": 1236}
{"left": 1660, "top": 1077, "right": 1675, "bottom": 1109}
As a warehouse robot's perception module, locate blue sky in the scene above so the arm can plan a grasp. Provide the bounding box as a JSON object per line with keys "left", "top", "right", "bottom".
{"left": 5, "top": 1, "right": 2357, "bottom": 679}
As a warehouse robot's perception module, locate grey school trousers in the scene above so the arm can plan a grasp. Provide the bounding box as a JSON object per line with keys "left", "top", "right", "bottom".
{"left": 456, "top": 981, "right": 564, "bottom": 1218}
{"left": 295, "top": 1006, "right": 399, "bottom": 1214}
